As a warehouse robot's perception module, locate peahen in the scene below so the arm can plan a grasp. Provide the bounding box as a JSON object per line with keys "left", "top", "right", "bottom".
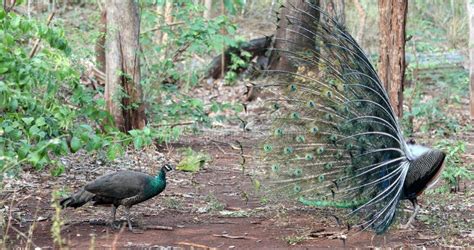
{"left": 60, "top": 164, "right": 173, "bottom": 230}
{"left": 257, "top": 3, "right": 445, "bottom": 234}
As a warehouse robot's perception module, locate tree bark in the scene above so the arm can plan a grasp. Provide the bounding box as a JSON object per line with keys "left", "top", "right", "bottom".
{"left": 105, "top": 0, "right": 146, "bottom": 132}
{"left": 323, "top": 0, "right": 345, "bottom": 25}
{"left": 95, "top": 8, "right": 106, "bottom": 73}
{"left": 353, "top": 0, "right": 366, "bottom": 47}
{"left": 468, "top": 0, "right": 474, "bottom": 120}
{"left": 204, "top": 0, "right": 212, "bottom": 19}
{"left": 268, "top": 0, "right": 320, "bottom": 72}
{"left": 377, "top": 0, "right": 407, "bottom": 118}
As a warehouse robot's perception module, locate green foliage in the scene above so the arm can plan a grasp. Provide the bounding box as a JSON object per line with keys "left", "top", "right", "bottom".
{"left": 434, "top": 140, "right": 473, "bottom": 192}
{"left": 176, "top": 147, "right": 210, "bottom": 172}
{"left": 140, "top": 0, "right": 244, "bottom": 134}
{"left": 0, "top": 10, "right": 128, "bottom": 174}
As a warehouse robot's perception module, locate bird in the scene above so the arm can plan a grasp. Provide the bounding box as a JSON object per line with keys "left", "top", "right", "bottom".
{"left": 60, "top": 164, "right": 173, "bottom": 230}
{"left": 256, "top": 3, "right": 446, "bottom": 234}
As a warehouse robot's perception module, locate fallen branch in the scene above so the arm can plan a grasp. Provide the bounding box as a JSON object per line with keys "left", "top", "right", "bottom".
{"left": 212, "top": 234, "right": 258, "bottom": 240}
{"left": 205, "top": 36, "right": 273, "bottom": 79}
{"left": 144, "top": 225, "right": 173, "bottom": 231}
{"left": 178, "top": 242, "right": 216, "bottom": 249}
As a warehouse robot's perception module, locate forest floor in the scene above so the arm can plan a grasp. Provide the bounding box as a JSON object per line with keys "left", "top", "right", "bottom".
{"left": 2, "top": 130, "right": 473, "bottom": 249}
{"left": 2, "top": 62, "right": 473, "bottom": 249}
{"left": 2, "top": 5, "right": 474, "bottom": 249}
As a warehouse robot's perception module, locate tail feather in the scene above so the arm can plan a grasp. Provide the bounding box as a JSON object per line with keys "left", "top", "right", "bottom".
{"left": 60, "top": 188, "right": 94, "bottom": 208}
{"left": 255, "top": 2, "right": 410, "bottom": 234}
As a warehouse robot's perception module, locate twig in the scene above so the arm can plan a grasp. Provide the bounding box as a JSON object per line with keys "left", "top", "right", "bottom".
{"left": 29, "top": 12, "right": 55, "bottom": 58}
{"left": 8, "top": 225, "right": 40, "bottom": 248}
{"left": 144, "top": 225, "right": 173, "bottom": 230}
{"left": 178, "top": 242, "right": 216, "bottom": 249}
{"left": 141, "top": 22, "right": 186, "bottom": 34}
{"left": 212, "top": 234, "right": 258, "bottom": 240}
{"left": 111, "top": 224, "right": 126, "bottom": 249}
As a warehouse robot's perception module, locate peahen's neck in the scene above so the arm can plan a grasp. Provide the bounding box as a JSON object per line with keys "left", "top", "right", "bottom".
{"left": 147, "top": 169, "right": 166, "bottom": 195}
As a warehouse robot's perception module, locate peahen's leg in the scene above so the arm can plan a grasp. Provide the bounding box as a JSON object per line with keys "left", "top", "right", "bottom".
{"left": 125, "top": 206, "right": 133, "bottom": 231}
{"left": 111, "top": 205, "right": 117, "bottom": 223}
{"left": 400, "top": 199, "right": 419, "bottom": 229}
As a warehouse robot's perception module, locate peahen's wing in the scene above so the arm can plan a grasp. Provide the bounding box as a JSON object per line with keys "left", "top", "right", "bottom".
{"left": 257, "top": 2, "right": 410, "bottom": 234}
{"left": 85, "top": 171, "right": 149, "bottom": 199}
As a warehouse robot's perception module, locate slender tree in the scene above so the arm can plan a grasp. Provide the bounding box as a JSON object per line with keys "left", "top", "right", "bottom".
{"left": 105, "top": 0, "right": 146, "bottom": 131}
{"left": 204, "top": 0, "right": 212, "bottom": 19}
{"left": 468, "top": 0, "right": 474, "bottom": 120}
{"left": 378, "top": 0, "right": 407, "bottom": 118}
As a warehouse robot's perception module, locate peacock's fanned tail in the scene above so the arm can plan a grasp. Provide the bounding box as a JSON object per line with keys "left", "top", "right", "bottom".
{"left": 258, "top": 2, "right": 411, "bottom": 234}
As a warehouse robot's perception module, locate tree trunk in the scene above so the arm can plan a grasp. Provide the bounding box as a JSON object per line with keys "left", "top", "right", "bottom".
{"left": 353, "top": 0, "right": 366, "bottom": 47}
{"left": 377, "top": 0, "right": 407, "bottom": 118}
{"left": 95, "top": 8, "right": 106, "bottom": 73}
{"left": 268, "top": 0, "right": 320, "bottom": 72}
{"left": 323, "top": 0, "right": 345, "bottom": 25}
{"left": 162, "top": 0, "right": 173, "bottom": 44}
{"left": 468, "top": 0, "right": 474, "bottom": 120}
{"left": 204, "top": 0, "right": 212, "bottom": 19}
{"left": 105, "top": 0, "right": 146, "bottom": 132}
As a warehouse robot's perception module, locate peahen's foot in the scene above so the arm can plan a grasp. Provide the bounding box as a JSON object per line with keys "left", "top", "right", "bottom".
{"left": 109, "top": 220, "right": 122, "bottom": 229}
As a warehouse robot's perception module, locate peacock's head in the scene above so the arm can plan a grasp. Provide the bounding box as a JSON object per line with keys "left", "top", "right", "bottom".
{"left": 162, "top": 163, "right": 173, "bottom": 173}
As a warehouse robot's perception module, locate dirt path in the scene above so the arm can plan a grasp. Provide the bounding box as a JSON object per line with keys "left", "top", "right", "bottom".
{"left": 2, "top": 136, "right": 473, "bottom": 248}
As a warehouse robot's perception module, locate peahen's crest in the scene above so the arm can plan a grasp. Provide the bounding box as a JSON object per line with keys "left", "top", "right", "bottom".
{"left": 254, "top": 2, "right": 436, "bottom": 234}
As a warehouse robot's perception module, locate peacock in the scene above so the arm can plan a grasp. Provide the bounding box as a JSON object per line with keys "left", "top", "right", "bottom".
{"left": 256, "top": 3, "right": 446, "bottom": 234}
{"left": 60, "top": 164, "right": 173, "bottom": 230}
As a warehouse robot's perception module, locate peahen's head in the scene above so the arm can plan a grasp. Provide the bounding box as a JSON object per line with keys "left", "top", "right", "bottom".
{"left": 161, "top": 164, "right": 173, "bottom": 173}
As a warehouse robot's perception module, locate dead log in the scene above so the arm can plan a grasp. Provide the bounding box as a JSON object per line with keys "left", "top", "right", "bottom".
{"left": 205, "top": 36, "right": 273, "bottom": 79}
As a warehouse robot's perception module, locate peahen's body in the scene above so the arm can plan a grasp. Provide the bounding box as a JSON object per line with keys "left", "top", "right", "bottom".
{"left": 257, "top": 3, "right": 445, "bottom": 234}
{"left": 60, "top": 164, "right": 173, "bottom": 230}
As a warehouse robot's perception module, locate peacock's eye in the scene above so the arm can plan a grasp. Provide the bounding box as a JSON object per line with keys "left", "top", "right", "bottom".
{"left": 271, "top": 164, "right": 280, "bottom": 172}
{"left": 325, "top": 113, "right": 333, "bottom": 121}
{"left": 284, "top": 146, "right": 294, "bottom": 154}
{"left": 291, "top": 112, "right": 300, "bottom": 120}
{"left": 275, "top": 128, "right": 284, "bottom": 137}
{"left": 318, "top": 174, "right": 325, "bottom": 182}
{"left": 305, "top": 153, "right": 313, "bottom": 161}
{"left": 293, "top": 168, "right": 303, "bottom": 176}
{"left": 307, "top": 101, "right": 316, "bottom": 108}
{"left": 289, "top": 84, "right": 297, "bottom": 92}
{"left": 324, "top": 162, "right": 333, "bottom": 170}
{"left": 311, "top": 126, "right": 319, "bottom": 135}
{"left": 273, "top": 103, "right": 280, "bottom": 110}
{"left": 294, "top": 185, "right": 302, "bottom": 193}
{"left": 317, "top": 146, "right": 325, "bottom": 154}
{"left": 263, "top": 144, "right": 273, "bottom": 152}
{"left": 326, "top": 90, "right": 333, "bottom": 98}
{"left": 295, "top": 135, "right": 305, "bottom": 143}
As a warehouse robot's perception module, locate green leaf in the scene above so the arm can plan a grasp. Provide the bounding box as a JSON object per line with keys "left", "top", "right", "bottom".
{"left": 70, "top": 137, "right": 81, "bottom": 153}
{"left": 22, "top": 117, "right": 34, "bottom": 125}
{"left": 107, "top": 143, "right": 123, "bottom": 161}
{"left": 50, "top": 162, "right": 65, "bottom": 177}
{"left": 133, "top": 136, "right": 144, "bottom": 150}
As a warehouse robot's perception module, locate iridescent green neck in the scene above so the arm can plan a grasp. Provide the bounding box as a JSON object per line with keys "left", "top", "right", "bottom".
{"left": 147, "top": 169, "right": 166, "bottom": 195}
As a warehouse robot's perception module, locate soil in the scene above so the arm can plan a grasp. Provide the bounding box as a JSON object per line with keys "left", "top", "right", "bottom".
{"left": 2, "top": 134, "right": 473, "bottom": 249}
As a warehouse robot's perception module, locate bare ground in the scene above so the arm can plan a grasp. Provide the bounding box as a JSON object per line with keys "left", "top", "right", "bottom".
{"left": 1, "top": 134, "right": 473, "bottom": 249}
